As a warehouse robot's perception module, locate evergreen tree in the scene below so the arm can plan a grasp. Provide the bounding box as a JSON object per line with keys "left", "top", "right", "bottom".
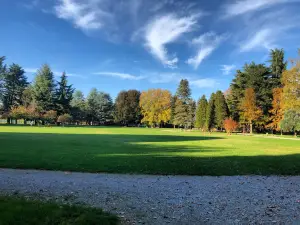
{"left": 227, "top": 70, "right": 247, "bottom": 121}
{"left": 97, "top": 92, "right": 113, "bottom": 124}
{"left": 176, "top": 79, "right": 191, "bottom": 101}
{"left": 0, "top": 56, "right": 6, "bottom": 105}
{"left": 206, "top": 93, "right": 216, "bottom": 131}
{"left": 86, "top": 88, "right": 113, "bottom": 125}
{"left": 174, "top": 79, "right": 192, "bottom": 128}
{"left": 187, "top": 99, "right": 196, "bottom": 128}
{"left": 214, "top": 90, "right": 229, "bottom": 130}
{"left": 32, "top": 64, "right": 56, "bottom": 112}
{"left": 55, "top": 72, "right": 74, "bottom": 115}
{"left": 195, "top": 95, "right": 208, "bottom": 129}
{"left": 87, "top": 88, "right": 99, "bottom": 124}
{"left": 71, "top": 90, "right": 87, "bottom": 124}
{"left": 2, "top": 63, "right": 28, "bottom": 111}
{"left": 269, "top": 48, "right": 287, "bottom": 80}
{"left": 170, "top": 95, "right": 177, "bottom": 128}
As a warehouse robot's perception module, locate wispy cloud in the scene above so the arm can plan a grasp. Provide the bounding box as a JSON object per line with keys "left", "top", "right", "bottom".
{"left": 221, "top": 64, "right": 236, "bottom": 75}
{"left": 24, "top": 68, "right": 85, "bottom": 79}
{"left": 223, "top": 0, "right": 293, "bottom": 17}
{"left": 144, "top": 13, "right": 198, "bottom": 68}
{"left": 240, "top": 28, "right": 275, "bottom": 52}
{"left": 93, "top": 72, "right": 146, "bottom": 80}
{"left": 54, "top": 0, "right": 104, "bottom": 31}
{"left": 190, "top": 78, "right": 218, "bottom": 88}
{"left": 187, "top": 32, "right": 226, "bottom": 69}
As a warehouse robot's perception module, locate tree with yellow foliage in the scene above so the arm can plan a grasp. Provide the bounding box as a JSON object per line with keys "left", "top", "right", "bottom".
{"left": 282, "top": 55, "right": 300, "bottom": 110}
{"left": 240, "top": 88, "right": 262, "bottom": 134}
{"left": 139, "top": 89, "right": 171, "bottom": 127}
{"left": 267, "top": 88, "right": 284, "bottom": 133}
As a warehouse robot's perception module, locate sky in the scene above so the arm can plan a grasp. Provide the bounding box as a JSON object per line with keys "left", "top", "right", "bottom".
{"left": 1, "top": 0, "right": 300, "bottom": 100}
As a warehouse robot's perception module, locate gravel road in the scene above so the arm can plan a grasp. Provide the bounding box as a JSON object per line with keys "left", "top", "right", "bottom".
{"left": 1, "top": 169, "right": 300, "bottom": 225}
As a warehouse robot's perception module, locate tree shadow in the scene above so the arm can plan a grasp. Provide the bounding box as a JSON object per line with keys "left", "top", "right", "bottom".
{"left": 0, "top": 132, "right": 300, "bottom": 176}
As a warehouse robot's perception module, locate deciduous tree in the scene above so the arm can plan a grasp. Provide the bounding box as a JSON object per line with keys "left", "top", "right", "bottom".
{"left": 224, "top": 118, "right": 239, "bottom": 135}
{"left": 139, "top": 89, "right": 171, "bottom": 127}
{"left": 267, "top": 88, "right": 284, "bottom": 132}
{"left": 280, "top": 109, "right": 300, "bottom": 136}
{"left": 240, "top": 88, "right": 262, "bottom": 134}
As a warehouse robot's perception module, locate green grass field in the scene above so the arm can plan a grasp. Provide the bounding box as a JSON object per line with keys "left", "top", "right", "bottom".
{"left": 0, "top": 196, "right": 118, "bottom": 225}
{"left": 0, "top": 126, "right": 300, "bottom": 175}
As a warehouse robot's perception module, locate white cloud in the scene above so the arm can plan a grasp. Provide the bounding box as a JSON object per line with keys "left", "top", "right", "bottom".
{"left": 221, "top": 64, "right": 236, "bottom": 75}
{"left": 54, "top": 0, "right": 103, "bottom": 31}
{"left": 187, "top": 32, "right": 226, "bottom": 69}
{"left": 240, "top": 28, "right": 275, "bottom": 52}
{"left": 24, "top": 68, "right": 38, "bottom": 73}
{"left": 94, "top": 72, "right": 146, "bottom": 80}
{"left": 25, "top": 68, "right": 85, "bottom": 78}
{"left": 190, "top": 78, "right": 218, "bottom": 88}
{"left": 223, "top": 0, "right": 293, "bottom": 17}
{"left": 145, "top": 13, "right": 198, "bottom": 68}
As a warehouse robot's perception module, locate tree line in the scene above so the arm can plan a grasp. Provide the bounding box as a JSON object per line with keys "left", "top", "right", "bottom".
{"left": 0, "top": 48, "right": 299, "bottom": 135}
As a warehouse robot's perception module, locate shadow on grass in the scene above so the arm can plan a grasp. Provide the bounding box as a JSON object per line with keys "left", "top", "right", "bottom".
{"left": 0, "top": 132, "right": 300, "bottom": 176}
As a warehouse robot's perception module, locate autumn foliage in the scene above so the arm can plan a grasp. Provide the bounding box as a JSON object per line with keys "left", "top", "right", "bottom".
{"left": 224, "top": 118, "right": 239, "bottom": 135}
{"left": 139, "top": 89, "right": 172, "bottom": 127}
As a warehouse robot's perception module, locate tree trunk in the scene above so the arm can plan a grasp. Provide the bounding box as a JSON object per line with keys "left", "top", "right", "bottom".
{"left": 281, "top": 130, "right": 283, "bottom": 136}
{"left": 295, "top": 131, "right": 297, "bottom": 137}
{"left": 250, "top": 122, "right": 253, "bottom": 134}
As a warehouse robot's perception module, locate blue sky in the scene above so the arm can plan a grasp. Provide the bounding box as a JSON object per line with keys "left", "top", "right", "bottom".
{"left": 1, "top": 0, "right": 300, "bottom": 100}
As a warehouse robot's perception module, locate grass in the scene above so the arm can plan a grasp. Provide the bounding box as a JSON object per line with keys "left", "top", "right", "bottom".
{"left": 0, "top": 126, "right": 300, "bottom": 175}
{"left": 0, "top": 195, "right": 118, "bottom": 225}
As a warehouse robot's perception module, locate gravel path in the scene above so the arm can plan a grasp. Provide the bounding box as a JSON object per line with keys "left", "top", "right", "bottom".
{"left": 1, "top": 169, "right": 300, "bottom": 225}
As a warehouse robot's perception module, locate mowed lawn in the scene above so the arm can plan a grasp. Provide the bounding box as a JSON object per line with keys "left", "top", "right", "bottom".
{"left": 0, "top": 196, "right": 118, "bottom": 225}
{"left": 0, "top": 126, "right": 300, "bottom": 175}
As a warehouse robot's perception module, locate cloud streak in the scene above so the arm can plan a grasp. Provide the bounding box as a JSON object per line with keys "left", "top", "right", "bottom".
{"left": 187, "top": 32, "right": 226, "bottom": 69}
{"left": 24, "top": 68, "right": 85, "bottom": 78}
{"left": 145, "top": 13, "right": 198, "bottom": 68}
{"left": 223, "top": 0, "right": 293, "bottom": 17}
{"left": 221, "top": 64, "right": 236, "bottom": 75}
{"left": 93, "top": 72, "right": 146, "bottom": 80}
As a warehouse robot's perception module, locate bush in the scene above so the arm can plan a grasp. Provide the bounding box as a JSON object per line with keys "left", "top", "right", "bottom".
{"left": 224, "top": 118, "right": 239, "bottom": 135}
{"left": 43, "top": 110, "right": 57, "bottom": 124}
{"left": 57, "top": 114, "right": 72, "bottom": 125}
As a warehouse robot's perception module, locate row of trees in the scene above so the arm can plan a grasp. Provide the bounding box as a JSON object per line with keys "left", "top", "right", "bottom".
{"left": 0, "top": 48, "right": 299, "bottom": 134}
{"left": 225, "top": 49, "right": 300, "bottom": 135}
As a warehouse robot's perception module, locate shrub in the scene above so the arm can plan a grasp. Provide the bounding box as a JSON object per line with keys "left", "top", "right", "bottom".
{"left": 224, "top": 118, "right": 239, "bottom": 135}
{"left": 43, "top": 110, "right": 57, "bottom": 124}
{"left": 57, "top": 114, "right": 72, "bottom": 126}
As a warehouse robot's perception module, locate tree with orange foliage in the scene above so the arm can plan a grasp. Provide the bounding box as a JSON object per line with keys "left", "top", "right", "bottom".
{"left": 267, "top": 88, "right": 284, "bottom": 133}
{"left": 240, "top": 88, "right": 262, "bottom": 134}
{"left": 139, "top": 89, "right": 171, "bottom": 127}
{"left": 224, "top": 118, "right": 238, "bottom": 135}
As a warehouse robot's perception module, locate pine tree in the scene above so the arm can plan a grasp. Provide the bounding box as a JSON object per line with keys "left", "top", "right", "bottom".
{"left": 55, "top": 72, "right": 74, "bottom": 115}
{"left": 2, "top": 64, "right": 28, "bottom": 111}
{"left": 174, "top": 79, "right": 192, "bottom": 129}
{"left": 0, "top": 56, "right": 6, "bottom": 105}
{"left": 195, "top": 95, "right": 208, "bottom": 129}
{"left": 187, "top": 99, "right": 196, "bottom": 128}
{"left": 206, "top": 93, "right": 216, "bottom": 131}
{"left": 269, "top": 48, "right": 287, "bottom": 80}
{"left": 214, "top": 90, "right": 229, "bottom": 130}
{"left": 71, "top": 90, "right": 87, "bottom": 124}
{"left": 32, "top": 64, "right": 56, "bottom": 112}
